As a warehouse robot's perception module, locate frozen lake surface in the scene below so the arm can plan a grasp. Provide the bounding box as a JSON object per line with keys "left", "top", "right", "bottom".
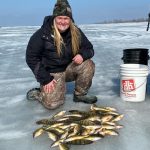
{"left": 0, "top": 22, "right": 150, "bottom": 150}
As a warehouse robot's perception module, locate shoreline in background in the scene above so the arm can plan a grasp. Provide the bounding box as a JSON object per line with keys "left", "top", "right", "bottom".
{"left": 0, "top": 18, "right": 148, "bottom": 27}
{"left": 95, "top": 18, "right": 148, "bottom": 24}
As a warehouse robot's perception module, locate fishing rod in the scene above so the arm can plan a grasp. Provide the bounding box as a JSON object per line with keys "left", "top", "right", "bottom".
{"left": 146, "top": 12, "right": 150, "bottom": 31}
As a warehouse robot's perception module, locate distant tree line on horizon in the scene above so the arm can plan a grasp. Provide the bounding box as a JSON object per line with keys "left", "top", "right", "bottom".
{"left": 97, "top": 18, "right": 148, "bottom": 24}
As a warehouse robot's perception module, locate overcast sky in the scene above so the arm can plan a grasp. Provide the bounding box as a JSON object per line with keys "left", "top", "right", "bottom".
{"left": 0, "top": 0, "right": 150, "bottom": 26}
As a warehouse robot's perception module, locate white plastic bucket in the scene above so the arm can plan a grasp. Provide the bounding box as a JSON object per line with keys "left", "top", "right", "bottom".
{"left": 120, "top": 64, "right": 148, "bottom": 71}
{"left": 120, "top": 64, "right": 149, "bottom": 102}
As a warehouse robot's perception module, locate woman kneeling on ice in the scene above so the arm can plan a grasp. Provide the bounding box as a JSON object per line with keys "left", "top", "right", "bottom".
{"left": 26, "top": 0, "right": 97, "bottom": 109}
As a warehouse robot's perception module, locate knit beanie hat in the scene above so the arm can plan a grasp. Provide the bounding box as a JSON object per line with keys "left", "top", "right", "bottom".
{"left": 53, "top": 0, "right": 73, "bottom": 20}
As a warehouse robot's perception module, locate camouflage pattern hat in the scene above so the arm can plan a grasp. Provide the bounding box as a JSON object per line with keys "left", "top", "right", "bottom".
{"left": 53, "top": 0, "right": 73, "bottom": 20}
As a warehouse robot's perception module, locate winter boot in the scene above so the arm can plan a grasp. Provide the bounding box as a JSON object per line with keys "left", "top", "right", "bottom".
{"left": 73, "top": 94, "right": 97, "bottom": 104}
{"left": 26, "top": 88, "right": 41, "bottom": 101}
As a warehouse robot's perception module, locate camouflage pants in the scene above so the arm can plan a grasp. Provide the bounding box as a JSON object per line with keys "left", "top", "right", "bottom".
{"left": 39, "top": 59, "right": 95, "bottom": 109}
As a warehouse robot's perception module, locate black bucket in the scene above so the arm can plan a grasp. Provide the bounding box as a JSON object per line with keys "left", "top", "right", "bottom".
{"left": 122, "top": 48, "right": 149, "bottom": 65}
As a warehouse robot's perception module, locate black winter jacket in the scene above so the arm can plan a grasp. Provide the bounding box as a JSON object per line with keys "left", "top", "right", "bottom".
{"left": 26, "top": 16, "right": 94, "bottom": 85}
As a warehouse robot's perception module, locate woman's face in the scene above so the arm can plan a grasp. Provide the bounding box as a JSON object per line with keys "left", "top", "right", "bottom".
{"left": 55, "top": 16, "right": 71, "bottom": 32}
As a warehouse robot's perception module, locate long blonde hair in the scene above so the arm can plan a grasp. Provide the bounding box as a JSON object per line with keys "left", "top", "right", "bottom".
{"left": 53, "top": 19, "right": 81, "bottom": 56}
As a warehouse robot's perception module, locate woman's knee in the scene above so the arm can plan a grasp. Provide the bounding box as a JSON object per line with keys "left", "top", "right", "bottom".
{"left": 40, "top": 93, "right": 64, "bottom": 109}
{"left": 86, "top": 59, "right": 95, "bottom": 68}
{"left": 42, "top": 100, "right": 64, "bottom": 110}
{"left": 82, "top": 59, "right": 95, "bottom": 74}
